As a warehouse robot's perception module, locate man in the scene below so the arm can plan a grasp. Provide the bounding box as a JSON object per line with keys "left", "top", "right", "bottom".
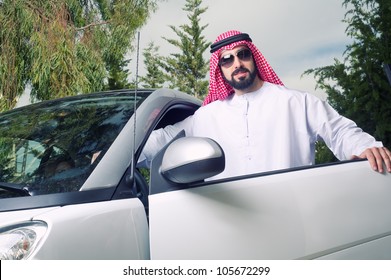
{"left": 140, "top": 30, "right": 391, "bottom": 180}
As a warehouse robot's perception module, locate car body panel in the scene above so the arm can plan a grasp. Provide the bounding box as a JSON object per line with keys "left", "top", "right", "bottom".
{"left": 149, "top": 160, "right": 391, "bottom": 259}
{"left": 30, "top": 198, "right": 149, "bottom": 259}
{"left": 0, "top": 207, "right": 59, "bottom": 228}
{"left": 317, "top": 235, "right": 391, "bottom": 259}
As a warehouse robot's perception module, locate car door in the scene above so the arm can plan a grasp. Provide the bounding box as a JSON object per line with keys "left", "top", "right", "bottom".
{"left": 148, "top": 136, "right": 391, "bottom": 260}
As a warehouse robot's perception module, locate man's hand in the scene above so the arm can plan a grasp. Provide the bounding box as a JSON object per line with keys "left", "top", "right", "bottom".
{"left": 353, "top": 147, "right": 391, "bottom": 173}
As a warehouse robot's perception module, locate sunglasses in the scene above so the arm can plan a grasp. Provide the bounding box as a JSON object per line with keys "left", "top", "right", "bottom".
{"left": 219, "top": 49, "right": 252, "bottom": 68}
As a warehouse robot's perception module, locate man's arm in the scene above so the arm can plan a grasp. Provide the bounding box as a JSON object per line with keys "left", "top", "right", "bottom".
{"left": 307, "top": 94, "right": 391, "bottom": 173}
{"left": 138, "top": 116, "right": 193, "bottom": 168}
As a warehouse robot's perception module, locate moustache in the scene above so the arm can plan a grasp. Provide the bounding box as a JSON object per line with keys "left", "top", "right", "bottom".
{"left": 232, "top": 67, "right": 250, "bottom": 76}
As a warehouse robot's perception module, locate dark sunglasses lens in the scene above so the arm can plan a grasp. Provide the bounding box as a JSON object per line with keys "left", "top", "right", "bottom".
{"left": 219, "top": 49, "right": 252, "bottom": 67}
{"left": 237, "top": 49, "right": 252, "bottom": 60}
{"left": 219, "top": 55, "right": 234, "bottom": 67}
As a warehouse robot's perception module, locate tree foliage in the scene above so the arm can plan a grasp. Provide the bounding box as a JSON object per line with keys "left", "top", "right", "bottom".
{"left": 0, "top": 0, "right": 158, "bottom": 111}
{"left": 305, "top": 0, "right": 391, "bottom": 163}
{"left": 141, "top": 0, "right": 210, "bottom": 99}
{"left": 139, "top": 42, "right": 166, "bottom": 88}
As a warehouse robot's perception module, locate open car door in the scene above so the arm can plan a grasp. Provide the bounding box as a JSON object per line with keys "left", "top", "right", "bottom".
{"left": 148, "top": 135, "right": 391, "bottom": 259}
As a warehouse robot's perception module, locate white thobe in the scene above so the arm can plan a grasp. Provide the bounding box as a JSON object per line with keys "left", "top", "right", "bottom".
{"left": 140, "top": 82, "right": 382, "bottom": 180}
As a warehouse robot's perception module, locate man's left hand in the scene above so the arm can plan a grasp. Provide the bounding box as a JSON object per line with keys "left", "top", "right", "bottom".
{"left": 355, "top": 147, "right": 391, "bottom": 173}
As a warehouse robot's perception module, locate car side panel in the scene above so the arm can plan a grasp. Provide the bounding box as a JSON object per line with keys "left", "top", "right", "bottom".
{"left": 31, "top": 198, "right": 149, "bottom": 259}
{"left": 149, "top": 161, "right": 391, "bottom": 259}
{"left": 316, "top": 235, "right": 391, "bottom": 259}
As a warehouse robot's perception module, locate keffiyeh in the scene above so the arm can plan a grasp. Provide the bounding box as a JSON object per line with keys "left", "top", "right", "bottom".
{"left": 203, "top": 30, "right": 283, "bottom": 105}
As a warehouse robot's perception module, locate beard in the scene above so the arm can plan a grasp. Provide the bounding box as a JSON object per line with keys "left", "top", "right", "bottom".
{"left": 224, "top": 67, "right": 257, "bottom": 90}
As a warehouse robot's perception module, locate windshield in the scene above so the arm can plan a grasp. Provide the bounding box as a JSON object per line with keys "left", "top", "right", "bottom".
{"left": 0, "top": 90, "right": 151, "bottom": 198}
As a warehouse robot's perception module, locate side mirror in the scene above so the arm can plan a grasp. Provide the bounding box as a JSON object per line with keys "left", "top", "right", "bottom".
{"left": 161, "top": 137, "right": 225, "bottom": 184}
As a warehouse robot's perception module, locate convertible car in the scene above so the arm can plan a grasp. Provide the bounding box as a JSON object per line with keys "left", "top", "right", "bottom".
{"left": 0, "top": 88, "right": 390, "bottom": 260}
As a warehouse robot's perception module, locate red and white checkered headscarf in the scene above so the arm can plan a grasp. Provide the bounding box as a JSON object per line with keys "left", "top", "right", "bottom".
{"left": 203, "top": 30, "right": 283, "bottom": 105}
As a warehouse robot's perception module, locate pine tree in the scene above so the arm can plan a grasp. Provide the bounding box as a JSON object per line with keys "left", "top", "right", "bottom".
{"left": 160, "top": 0, "right": 210, "bottom": 99}
{"left": 305, "top": 0, "right": 391, "bottom": 163}
{"left": 140, "top": 42, "right": 166, "bottom": 88}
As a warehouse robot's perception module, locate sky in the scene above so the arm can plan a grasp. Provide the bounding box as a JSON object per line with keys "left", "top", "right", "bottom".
{"left": 129, "top": 0, "right": 352, "bottom": 100}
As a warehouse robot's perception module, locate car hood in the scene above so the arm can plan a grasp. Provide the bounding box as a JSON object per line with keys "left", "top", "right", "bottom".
{"left": 0, "top": 207, "right": 60, "bottom": 227}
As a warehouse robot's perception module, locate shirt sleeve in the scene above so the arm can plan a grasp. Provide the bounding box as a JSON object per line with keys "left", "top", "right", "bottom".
{"left": 137, "top": 115, "right": 194, "bottom": 168}
{"left": 308, "top": 94, "right": 383, "bottom": 160}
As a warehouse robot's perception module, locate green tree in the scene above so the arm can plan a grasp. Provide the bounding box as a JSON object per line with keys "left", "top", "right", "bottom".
{"left": 159, "top": 0, "right": 210, "bottom": 99}
{"left": 305, "top": 0, "right": 391, "bottom": 163}
{"left": 0, "top": 0, "right": 158, "bottom": 111}
{"left": 140, "top": 42, "right": 166, "bottom": 88}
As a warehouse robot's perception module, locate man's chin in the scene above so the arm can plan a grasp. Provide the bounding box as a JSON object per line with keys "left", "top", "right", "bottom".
{"left": 224, "top": 70, "right": 257, "bottom": 90}
{"left": 231, "top": 80, "right": 252, "bottom": 90}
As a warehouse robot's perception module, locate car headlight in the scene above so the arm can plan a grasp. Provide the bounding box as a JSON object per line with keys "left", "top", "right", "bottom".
{"left": 0, "top": 221, "right": 47, "bottom": 260}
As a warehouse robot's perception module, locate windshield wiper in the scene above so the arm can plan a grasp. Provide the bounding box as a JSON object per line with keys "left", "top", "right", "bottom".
{"left": 0, "top": 182, "right": 31, "bottom": 196}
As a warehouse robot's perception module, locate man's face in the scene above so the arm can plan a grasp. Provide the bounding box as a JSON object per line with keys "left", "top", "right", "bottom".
{"left": 219, "top": 46, "right": 257, "bottom": 91}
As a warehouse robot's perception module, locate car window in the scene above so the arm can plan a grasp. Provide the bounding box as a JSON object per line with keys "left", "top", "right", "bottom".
{"left": 0, "top": 91, "right": 151, "bottom": 198}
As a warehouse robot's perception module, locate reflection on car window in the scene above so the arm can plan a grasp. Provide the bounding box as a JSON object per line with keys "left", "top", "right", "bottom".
{"left": 0, "top": 91, "right": 151, "bottom": 197}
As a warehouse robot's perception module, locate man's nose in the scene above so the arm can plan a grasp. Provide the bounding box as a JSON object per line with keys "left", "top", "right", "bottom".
{"left": 232, "top": 56, "right": 243, "bottom": 68}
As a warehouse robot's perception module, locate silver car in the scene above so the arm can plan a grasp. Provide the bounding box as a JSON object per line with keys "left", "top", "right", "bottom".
{"left": 1, "top": 89, "right": 390, "bottom": 259}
